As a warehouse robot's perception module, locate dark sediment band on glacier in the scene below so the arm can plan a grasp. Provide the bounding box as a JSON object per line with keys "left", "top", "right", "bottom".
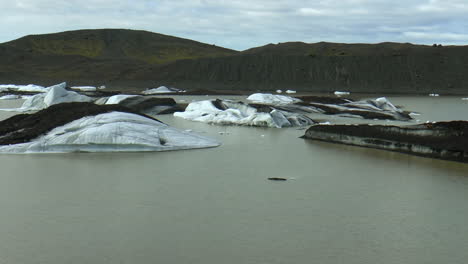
{"left": 0, "top": 102, "right": 160, "bottom": 145}
{"left": 302, "top": 121, "right": 468, "bottom": 163}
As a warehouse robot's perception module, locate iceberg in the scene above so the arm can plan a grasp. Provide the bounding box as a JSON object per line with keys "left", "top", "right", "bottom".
{"left": 296, "top": 96, "right": 412, "bottom": 121}
{"left": 0, "top": 102, "right": 220, "bottom": 153}
{"left": 334, "top": 91, "right": 350, "bottom": 96}
{"left": 0, "top": 84, "right": 48, "bottom": 93}
{"left": 104, "top": 94, "right": 138, "bottom": 105}
{"left": 302, "top": 121, "right": 468, "bottom": 163}
{"left": 174, "top": 99, "right": 314, "bottom": 128}
{"left": 285, "top": 90, "right": 297, "bottom": 94}
{"left": 18, "top": 82, "right": 92, "bottom": 111}
{"left": 142, "top": 86, "right": 182, "bottom": 95}
{"left": 246, "top": 93, "right": 301, "bottom": 105}
{"left": 70, "top": 86, "right": 97, "bottom": 92}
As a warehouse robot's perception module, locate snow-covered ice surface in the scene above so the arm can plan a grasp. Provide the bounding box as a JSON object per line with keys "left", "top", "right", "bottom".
{"left": 142, "top": 86, "right": 182, "bottom": 94}
{"left": 2, "top": 83, "right": 92, "bottom": 112}
{"left": 0, "top": 111, "right": 220, "bottom": 153}
{"left": 0, "top": 84, "right": 48, "bottom": 93}
{"left": 104, "top": 94, "right": 138, "bottom": 105}
{"left": 247, "top": 93, "right": 301, "bottom": 105}
{"left": 174, "top": 99, "right": 314, "bottom": 128}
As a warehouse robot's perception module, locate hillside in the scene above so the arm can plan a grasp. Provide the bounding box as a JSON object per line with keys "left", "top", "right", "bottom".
{"left": 1, "top": 29, "right": 468, "bottom": 94}
{"left": 0, "top": 29, "right": 238, "bottom": 86}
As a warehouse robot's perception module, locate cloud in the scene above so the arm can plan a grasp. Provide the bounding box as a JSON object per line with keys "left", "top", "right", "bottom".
{"left": 0, "top": 0, "right": 467, "bottom": 50}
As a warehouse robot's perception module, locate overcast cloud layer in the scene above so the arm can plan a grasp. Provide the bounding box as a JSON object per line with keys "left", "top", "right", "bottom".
{"left": 1, "top": 0, "right": 467, "bottom": 50}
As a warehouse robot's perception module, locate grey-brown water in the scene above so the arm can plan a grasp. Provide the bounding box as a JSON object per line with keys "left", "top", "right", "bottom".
{"left": 1, "top": 96, "right": 468, "bottom": 264}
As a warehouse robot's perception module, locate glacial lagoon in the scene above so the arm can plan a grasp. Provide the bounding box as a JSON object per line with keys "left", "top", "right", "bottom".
{"left": 1, "top": 95, "right": 468, "bottom": 264}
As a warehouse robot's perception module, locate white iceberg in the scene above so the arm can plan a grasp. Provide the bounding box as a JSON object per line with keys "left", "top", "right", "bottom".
{"left": 18, "top": 82, "right": 92, "bottom": 111}
{"left": 0, "top": 84, "right": 48, "bottom": 93}
{"left": 429, "top": 93, "right": 439, "bottom": 97}
{"left": 286, "top": 90, "right": 297, "bottom": 94}
{"left": 0, "top": 111, "right": 220, "bottom": 153}
{"left": 276, "top": 90, "right": 283, "bottom": 93}
{"left": 246, "top": 93, "right": 301, "bottom": 105}
{"left": 70, "top": 86, "right": 97, "bottom": 92}
{"left": 334, "top": 91, "right": 350, "bottom": 96}
{"left": 174, "top": 99, "right": 313, "bottom": 128}
{"left": 142, "top": 86, "right": 181, "bottom": 95}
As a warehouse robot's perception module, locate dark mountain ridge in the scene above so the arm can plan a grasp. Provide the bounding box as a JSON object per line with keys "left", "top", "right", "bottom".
{"left": 1, "top": 29, "right": 468, "bottom": 94}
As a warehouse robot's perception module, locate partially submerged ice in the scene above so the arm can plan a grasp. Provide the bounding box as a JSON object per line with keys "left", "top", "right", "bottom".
{"left": 302, "top": 121, "right": 468, "bottom": 163}
{"left": 174, "top": 99, "right": 314, "bottom": 128}
{"left": 0, "top": 102, "right": 220, "bottom": 153}
{"left": 294, "top": 96, "right": 412, "bottom": 121}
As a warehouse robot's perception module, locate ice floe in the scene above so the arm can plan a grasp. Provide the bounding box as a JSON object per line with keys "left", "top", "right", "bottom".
{"left": 0, "top": 84, "right": 48, "bottom": 93}
{"left": 334, "top": 91, "right": 350, "bottom": 96}
{"left": 0, "top": 94, "right": 21, "bottom": 100}
{"left": 142, "top": 86, "right": 182, "bottom": 94}
{"left": 429, "top": 93, "right": 439, "bottom": 97}
{"left": 0, "top": 111, "right": 220, "bottom": 153}
{"left": 70, "top": 86, "right": 97, "bottom": 92}
{"left": 286, "top": 90, "right": 297, "bottom": 94}
{"left": 247, "top": 93, "right": 301, "bottom": 105}
{"left": 174, "top": 99, "right": 314, "bottom": 128}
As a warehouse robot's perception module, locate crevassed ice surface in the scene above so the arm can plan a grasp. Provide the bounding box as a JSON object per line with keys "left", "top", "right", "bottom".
{"left": 174, "top": 100, "right": 309, "bottom": 128}
{"left": 246, "top": 93, "right": 301, "bottom": 105}
{"left": 0, "top": 111, "right": 220, "bottom": 153}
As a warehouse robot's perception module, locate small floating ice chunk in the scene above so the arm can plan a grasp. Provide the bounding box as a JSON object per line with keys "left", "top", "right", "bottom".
{"left": 142, "top": 86, "right": 181, "bottom": 94}
{"left": 429, "top": 93, "right": 439, "bottom": 97}
{"left": 462, "top": 98, "right": 468, "bottom": 101}
{"left": 70, "top": 86, "right": 97, "bottom": 92}
{"left": 276, "top": 90, "right": 283, "bottom": 93}
{"left": 285, "top": 90, "right": 296, "bottom": 94}
{"left": 334, "top": 91, "right": 350, "bottom": 96}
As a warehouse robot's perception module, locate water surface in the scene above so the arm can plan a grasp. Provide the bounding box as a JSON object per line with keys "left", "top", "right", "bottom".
{"left": 0, "top": 96, "right": 468, "bottom": 264}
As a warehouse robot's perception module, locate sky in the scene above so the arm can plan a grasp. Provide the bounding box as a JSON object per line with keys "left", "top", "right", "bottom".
{"left": 1, "top": 0, "right": 467, "bottom": 51}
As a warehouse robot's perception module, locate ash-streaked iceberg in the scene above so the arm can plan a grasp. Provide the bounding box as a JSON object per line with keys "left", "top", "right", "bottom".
{"left": 174, "top": 99, "right": 314, "bottom": 128}
{"left": 295, "top": 96, "right": 412, "bottom": 121}
{"left": 0, "top": 102, "right": 220, "bottom": 153}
